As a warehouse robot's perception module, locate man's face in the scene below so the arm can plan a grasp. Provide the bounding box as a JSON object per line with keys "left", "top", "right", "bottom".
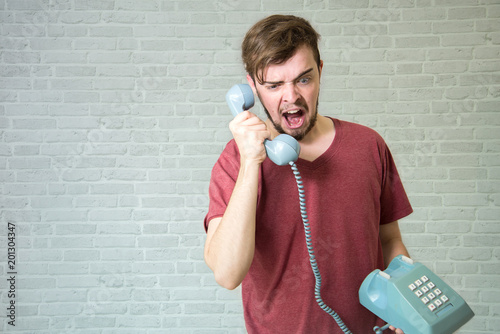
{"left": 248, "top": 45, "right": 323, "bottom": 141}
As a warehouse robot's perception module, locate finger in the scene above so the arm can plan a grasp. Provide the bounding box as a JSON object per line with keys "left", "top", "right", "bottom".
{"left": 389, "top": 327, "right": 404, "bottom": 334}
{"left": 232, "top": 110, "right": 255, "bottom": 122}
{"left": 230, "top": 112, "right": 269, "bottom": 136}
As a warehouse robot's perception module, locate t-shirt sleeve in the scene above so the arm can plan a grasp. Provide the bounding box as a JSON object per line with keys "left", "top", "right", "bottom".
{"left": 379, "top": 141, "right": 413, "bottom": 225}
{"left": 203, "top": 141, "right": 240, "bottom": 232}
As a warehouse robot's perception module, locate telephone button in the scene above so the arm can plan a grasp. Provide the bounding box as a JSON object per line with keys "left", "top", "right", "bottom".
{"left": 409, "top": 283, "right": 417, "bottom": 291}
{"left": 428, "top": 292, "right": 436, "bottom": 300}
{"left": 422, "top": 296, "right": 430, "bottom": 304}
{"left": 427, "top": 282, "right": 435, "bottom": 289}
{"left": 415, "top": 279, "right": 423, "bottom": 287}
{"left": 441, "top": 295, "right": 449, "bottom": 303}
{"left": 415, "top": 290, "right": 423, "bottom": 297}
{"left": 421, "top": 276, "right": 429, "bottom": 283}
{"left": 428, "top": 303, "right": 437, "bottom": 311}
{"left": 434, "top": 288, "right": 442, "bottom": 296}
{"left": 421, "top": 286, "right": 429, "bottom": 293}
{"left": 435, "top": 299, "right": 443, "bottom": 307}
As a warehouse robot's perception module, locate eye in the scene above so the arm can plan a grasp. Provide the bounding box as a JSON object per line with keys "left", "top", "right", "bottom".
{"left": 265, "top": 83, "right": 280, "bottom": 91}
{"left": 298, "top": 77, "right": 311, "bottom": 85}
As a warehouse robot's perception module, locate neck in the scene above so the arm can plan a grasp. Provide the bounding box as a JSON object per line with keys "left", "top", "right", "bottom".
{"left": 299, "top": 115, "right": 331, "bottom": 144}
{"left": 297, "top": 115, "right": 335, "bottom": 162}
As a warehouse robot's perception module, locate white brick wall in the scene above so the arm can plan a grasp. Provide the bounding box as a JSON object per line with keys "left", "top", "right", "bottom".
{"left": 0, "top": 1, "right": 498, "bottom": 333}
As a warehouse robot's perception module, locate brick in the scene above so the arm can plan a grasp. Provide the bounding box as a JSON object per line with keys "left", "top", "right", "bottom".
{"left": 391, "top": 75, "right": 434, "bottom": 88}
{"left": 448, "top": 7, "right": 487, "bottom": 20}
{"left": 389, "top": 22, "right": 432, "bottom": 34}
{"left": 395, "top": 36, "right": 440, "bottom": 48}
{"left": 402, "top": 8, "right": 447, "bottom": 21}
{"left": 30, "top": 38, "right": 73, "bottom": 50}
{"left": 433, "top": 21, "right": 475, "bottom": 34}
{"left": 442, "top": 33, "right": 488, "bottom": 46}
{"left": 116, "top": 0, "right": 159, "bottom": 11}
{"left": 100, "top": 249, "right": 144, "bottom": 261}
{"left": 89, "top": 209, "right": 133, "bottom": 221}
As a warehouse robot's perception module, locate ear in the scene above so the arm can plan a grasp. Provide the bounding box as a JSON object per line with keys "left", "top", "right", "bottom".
{"left": 318, "top": 60, "right": 324, "bottom": 79}
{"left": 246, "top": 74, "right": 257, "bottom": 94}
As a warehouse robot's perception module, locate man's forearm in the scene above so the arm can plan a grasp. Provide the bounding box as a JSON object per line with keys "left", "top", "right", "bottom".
{"left": 204, "top": 160, "right": 260, "bottom": 290}
{"left": 382, "top": 238, "right": 410, "bottom": 268}
{"left": 379, "top": 221, "right": 410, "bottom": 268}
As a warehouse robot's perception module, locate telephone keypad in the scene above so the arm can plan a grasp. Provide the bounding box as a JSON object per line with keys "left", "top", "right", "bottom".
{"left": 360, "top": 255, "right": 474, "bottom": 333}
{"left": 409, "top": 276, "right": 450, "bottom": 313}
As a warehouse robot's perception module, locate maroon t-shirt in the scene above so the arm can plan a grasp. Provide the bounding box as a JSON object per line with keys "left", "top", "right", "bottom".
{"left": 205, "top": 118, "right": 413, "bottom": 333}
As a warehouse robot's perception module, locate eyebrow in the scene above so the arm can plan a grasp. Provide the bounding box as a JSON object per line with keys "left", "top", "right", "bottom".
{"left": 263, "top": 68, "right": 314, "bottom": 85}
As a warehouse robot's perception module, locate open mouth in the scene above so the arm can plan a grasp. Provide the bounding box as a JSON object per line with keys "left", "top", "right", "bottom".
{"left": 283, "top": 109, "right": 305, "bottom": 129}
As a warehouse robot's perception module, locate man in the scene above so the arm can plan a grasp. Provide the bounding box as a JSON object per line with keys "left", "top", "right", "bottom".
{"left": 204, "top": 15, "right": 412, "bottom": 333}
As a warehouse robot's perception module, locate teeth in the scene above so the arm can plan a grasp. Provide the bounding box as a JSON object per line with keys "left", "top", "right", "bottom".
{"left": 286, "top": 110, "right": 299, "bottom": 114}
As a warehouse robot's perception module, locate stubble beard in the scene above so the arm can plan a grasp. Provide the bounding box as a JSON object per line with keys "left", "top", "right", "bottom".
{"left": 257, "top": 90, "right": 319, "bottom": 141}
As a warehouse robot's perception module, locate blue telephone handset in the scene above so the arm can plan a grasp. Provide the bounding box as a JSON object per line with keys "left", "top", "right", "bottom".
{"left": 359, "top": 255, "right": 474, "bottom": 334}
{"left": 226, "top": 84, "right": 300, "bottom": 166}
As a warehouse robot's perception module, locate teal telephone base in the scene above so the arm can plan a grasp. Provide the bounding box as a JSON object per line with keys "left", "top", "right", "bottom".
{"left": 359, "top": 255, "right": 474, "bottom": 334}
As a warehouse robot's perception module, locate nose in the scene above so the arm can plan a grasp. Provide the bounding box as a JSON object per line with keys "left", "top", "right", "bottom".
{"left": 282, "top": 82, "right": 300, "bottom": 103}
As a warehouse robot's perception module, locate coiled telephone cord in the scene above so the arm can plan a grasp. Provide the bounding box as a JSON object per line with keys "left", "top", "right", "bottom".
{"left": 290, "top": 161, "right": 353, "bottom": 334}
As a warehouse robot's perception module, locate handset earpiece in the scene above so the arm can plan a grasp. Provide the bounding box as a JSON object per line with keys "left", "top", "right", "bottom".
{"left": 226, "top": 84, "right": 300, "bottom": 166}
{"left": 226, "top": 84, "right": 255, "bottom": 117}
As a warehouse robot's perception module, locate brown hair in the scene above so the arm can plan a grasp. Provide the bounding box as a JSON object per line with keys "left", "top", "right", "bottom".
{"left": 242, "top": 15, "right": 321, "bottom": 85}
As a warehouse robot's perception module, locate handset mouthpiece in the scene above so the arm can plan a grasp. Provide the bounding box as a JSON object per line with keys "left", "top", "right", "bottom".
{"left": 264, "top": 134, "right": 301, "bottom": 165}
